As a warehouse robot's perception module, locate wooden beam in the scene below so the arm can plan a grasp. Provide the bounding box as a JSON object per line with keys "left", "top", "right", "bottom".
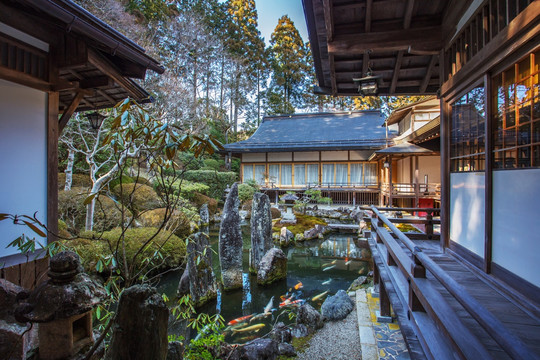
{"left": 80, "top": 76, "right": 112, "bottom": 89}
{"left": 58, "top": 92, "right": 85, "bottom": 133}
{"left": 334, "top": 0, "right": 395, "bottom": 11}
{"left": 323, "top": 0, "right": 334, "bottom": 42}
{"left": 403, "top": 0, "right": 415, "bottom": 29}
{"left": 87, "top": 48, "right": 147, "bottom": 100}
{"left": 96, "top": 89, "right": 118, "bottom": 105}
{"left": 328, "top": 26, "right": 442, "bottom": 55}
{"left": 47, "top": 92, "right": 59, "bottom": 245}
{"left": 329, "top": 54, "right": 337, "bottom": 95}
{"left": 0, "top": 66, "right": 51, "bottom": 92}
{"left": 390, "top": 50, "right": 404, "bottom": 94}
{"left": 362, "top": 52, "right": 369, "bottom": 76}
{"left": 365, "top": 0, "right": 372, "bottom": 33}
{"left": 420, "top": 55, "right": 438, "bottom": 93}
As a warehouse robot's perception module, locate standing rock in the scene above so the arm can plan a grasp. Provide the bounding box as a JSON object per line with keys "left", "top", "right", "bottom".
{"left": 257, "top": 248, "right": 287, "bottom": 286}
{"left": 250, "top": 193, "right": 273, "bottom": 274}
{"left": 106, "top": 285, "right": 168, "bottom": 360}
{"left": 187, "top": 232, "right": 218, "bottom": 307}
{"left": 199, "top": 203, "right": 210, "bottom": 235}
{"left": 279, "top": 227, "right": 294, "bottom": 247}
{"left": 241, "top": 338, "right": 279, "bottom": 360}
{"left": 296, "top": 304, "right": 324, "bottom": 332}
{"left": 321, "top": 290, "right": 355, "bottom": 321}
{"left": 219, "top": 182, "right": 243, "bottom": 290}
{"left": 167, "top": 341, "right": 184, "bottom": 360}
{"left": 177, "top": 267, "right": 190, "bottom": 297}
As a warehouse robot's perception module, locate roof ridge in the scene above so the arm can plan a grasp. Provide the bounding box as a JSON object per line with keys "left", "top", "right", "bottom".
{"left": 263, "top": 110, "right": 381, "bottom": 121}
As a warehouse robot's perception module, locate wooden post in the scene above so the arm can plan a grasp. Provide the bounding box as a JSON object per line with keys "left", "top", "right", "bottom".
{"left": 388, "top": 155, "right": 393, "bottom": 207}
{"left": 379, "top": 278, "right": 391, "bottom": 317}
{"left": 440, "top": 95, "right": 451, "bottom": 249}
{"left": 409, "top": 252, "right": 426, "bottom": 312}
{"left": 484, "top": 73, "right": 493, "bottom": 274}
{"left": 414, "top": 155, "right": 419, "bottom": 208}
{"left": 426, "top": 211, "right": 434, "bottom": 240}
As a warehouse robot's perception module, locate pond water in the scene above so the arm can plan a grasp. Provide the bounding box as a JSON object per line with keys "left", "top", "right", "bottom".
{"left": 158, "top": 223, "right": 372, "bottom": 344}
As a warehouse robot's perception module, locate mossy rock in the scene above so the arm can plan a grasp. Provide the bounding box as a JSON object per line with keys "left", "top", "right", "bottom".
{"left": 192, "top": 192, "right": 218, "bottom": 215}
{"left": 113, "top": 183, "right": 162, "bottom": 215}
{"left": 272, "top": 214, "right": 327, "bottom": 236}
{"left": 65, "top": 227, "right": 186, "bottom": 274}
{"left": 57, "top": 173, "right": 92, "bottom": 190}
{"left": 138, "top": 208, "right": 192, "bottom": 239}
{"left": 134, "top": 177, "right": 153, "bottom": 186}
{"left": 108, "top": 175, "right": 134, "bottom": 190}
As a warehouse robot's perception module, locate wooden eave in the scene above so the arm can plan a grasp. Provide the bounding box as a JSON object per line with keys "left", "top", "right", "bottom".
{"left": 303, "top": 0, "right": 462, "bottom": 96}
{"left": 0, "top": 0, "right": 163, "bottom": 116}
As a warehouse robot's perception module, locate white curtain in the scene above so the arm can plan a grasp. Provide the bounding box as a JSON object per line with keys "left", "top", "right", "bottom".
{"left": 364, "top": 163, "right": 377, "bottom": 185}
{"left": 336, "top": 164, "right": 348, "bottom": 185}
{"left": 350, "top": 163, "right": 363, "bottom": 185}
{"left": 268, "top": 164, "right": 280, "bottom": 186}
{"left": 281, "top": 164, "right": 292, "bottom": 185}
{"left": 307, "top": 164, "right": 319, "bottom": 186}
{"left": 255, "top": 165, "right": 266, "bottom": 186}
{"left": 243, "top": 165, "right": 254, "bottom": 182}
{"left": 294, "top": 164, "right": 305, "bottom": 186}
{"left": 322, "top": 164, "right": 334, "bottom": 185}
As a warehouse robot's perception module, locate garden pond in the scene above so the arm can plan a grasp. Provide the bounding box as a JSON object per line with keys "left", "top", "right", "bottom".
{"left": 158, "top": 223, "right": 372, "bottom": 344}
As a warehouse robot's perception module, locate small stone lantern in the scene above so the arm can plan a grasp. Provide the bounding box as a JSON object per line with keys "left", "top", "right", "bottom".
{"left": 15, "top": 251, "right": 106, "bottom": 360}
{"left": 280, "top": 193, "right": 298, "bottom": 225}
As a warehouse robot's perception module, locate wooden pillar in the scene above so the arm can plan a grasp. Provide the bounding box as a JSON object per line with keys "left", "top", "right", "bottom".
{"left": 379, "top": 278, "right": 391, "bottom": 317}
{"left": 47, "top": 49, "right": 59, "bottom": 245}
{"left": 414, "top": 155, "right": 419, "bottom": 209}
{"left": 440, "top": 97, "right": 451, "bottom": 249}
{"left": 388, "top": 155, "right": 393, "bottom": 207}
{"left": 484, "top": 74, "right": 493, "bottom": 274}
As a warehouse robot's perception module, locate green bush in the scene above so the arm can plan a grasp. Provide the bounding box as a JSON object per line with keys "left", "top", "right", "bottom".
{"left": 183, "top": 170, "right": 237, "bottom": 199}
{"left": 134, "top": 177, "right": 153, "bottom": 186}
{"left": 65, "top": 227, "right": 186, "bottom": 274}
{"left": 202, "top": 158, "right": 222, "bottom": 171}
{"left": 57, "top": 173, "right": 93, "bottom": 190}
{"left": 178, "top": 152, "right": 204, "bottom": 170}
{"left": 138, "top": 208, "right": 192, "bottom": 239}
{"left": 192, "top": 192, "right": 218, "bottom": 215}
{"left": 153, "top": 179, "right": 209, "bottom": 200}
{"left": 113, "top": 183, "right": 162, "bottom": 215}
{"left": 238, "top": 183, "right": 256, "bottom": 203}
{"left": 109, "top": 175, "right": 134, "bottom": 190}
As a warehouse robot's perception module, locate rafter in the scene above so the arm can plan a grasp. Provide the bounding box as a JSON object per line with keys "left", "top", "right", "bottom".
{"left": 420, "top": 55, "right": 438, "bottom": 93}
{"left": 323, "top": 0, "right": 334, "bottom": 42}
{"left": 329, "top": 54, "right": 337, "bottom": 95}
{"left": 365, "top": 0, "right": 372, "bottom": 33}
{"left": 390, "top": 50, "right": 404, "bottom": 94}
{"left": 58, "top": 91, "right": 85, "bottom": 133}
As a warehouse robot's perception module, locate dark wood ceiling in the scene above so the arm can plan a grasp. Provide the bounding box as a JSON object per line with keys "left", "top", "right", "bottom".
{"left": 303, "top": 0, "right": 468, "bottom": 96}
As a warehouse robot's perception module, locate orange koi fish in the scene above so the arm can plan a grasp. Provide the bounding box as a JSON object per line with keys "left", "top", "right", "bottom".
{"left": 227, "top": 314, "right": 253, "bottom": 326}
{"left": 294, "top": 281, "right": 303, "bottom": 290}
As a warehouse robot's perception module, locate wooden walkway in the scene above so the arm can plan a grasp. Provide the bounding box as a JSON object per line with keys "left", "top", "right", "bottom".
{"left": 368, "top": 209, "right": 540, "bottom": 360}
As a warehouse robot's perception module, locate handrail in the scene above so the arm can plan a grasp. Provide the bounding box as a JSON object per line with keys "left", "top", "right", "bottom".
{"left": 370, "top": 206, "right": 538, "bottom": 360}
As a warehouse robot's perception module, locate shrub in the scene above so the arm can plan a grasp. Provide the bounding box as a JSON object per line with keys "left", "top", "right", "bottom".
{"left": 138, "top": 208, "right": 192, "bottom": 239}
{"left": 153, "top": 179, "right": 209, "bottom": 200}
{"left": 238, "top": 184, "right": 256, "bottom": 203}
{"left": 65, "top": 227, "right": 186, "bottom": 274}
{"left": 57, "top": 173, "right": 93, "bottom": 190}
{"left": 58, "top": 219, "right": 72, "bottom": 239}
{"left": 192, "top": 192, "right": 218, "bottom": 215}
{"left": 134, "top": 177, "right": 153, "bottom": 186}
{"left": 202, "top": 158, "right": 222, "bottom": 171}
{"left": 183, "top": 170, "right": 237, "bottom": 199}
{"left": 178, "top": 152, "right": 204, "bottom": 170}
{"left": 270, "top": 207, "right": 281, "bottom": 219}
{"left": 113, "top": 183, "right": 162, "bottom": 215}
{"left": 109, "top": 175, "right": 134, "bottom": 190}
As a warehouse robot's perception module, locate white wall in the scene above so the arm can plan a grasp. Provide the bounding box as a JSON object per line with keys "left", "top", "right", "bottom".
{"left": 242, "top": 153, "right": 265, "bottom": 162}
{"left": 350, "top": 150, "right": 372, "bottom": 161}
{"left": 418, "top": 156, "right": 441, "bottom": 183}
{"left": 268, "top": 152, "right": 292, "bottom": 162}
{"left": 492, "top": 169, "right": 540, "bottom": 287}
{"left": 396, "top": 158, "right": 411, "bottom": 183}
{"left": 0, "top": 80, "right": 47, "bottom": 258}
{"left": 450, "top": 172, "right": 485, "bottom": 258}
{"left": 321, "top": 151, "right": 348, "bottom": 161}
{"left": 294, "top": 151, "right": 319, "bottom": 161}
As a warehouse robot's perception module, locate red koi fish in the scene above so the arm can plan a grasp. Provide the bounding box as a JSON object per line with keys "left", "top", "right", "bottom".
{"left": 280, "top": 299, "right": 304, "bottom": 307}
{"left": 227, "top": 314, "right": 253, "bottom": 326}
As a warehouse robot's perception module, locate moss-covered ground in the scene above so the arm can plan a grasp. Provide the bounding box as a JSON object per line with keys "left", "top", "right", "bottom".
{"left": 272, "top": 214, "right": 327, "bottom": 236}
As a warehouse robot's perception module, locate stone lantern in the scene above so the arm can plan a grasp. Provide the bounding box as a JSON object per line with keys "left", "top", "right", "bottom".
{"left": 280, "top": 193, "right": 298, "bottom": 225}
{"left": 15, "top": 251, "right": 106, "bottom": 360}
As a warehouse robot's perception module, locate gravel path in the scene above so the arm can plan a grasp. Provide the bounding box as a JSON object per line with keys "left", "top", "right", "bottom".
{"left": 296, "top": 307, "right": 362, "bottom": 360}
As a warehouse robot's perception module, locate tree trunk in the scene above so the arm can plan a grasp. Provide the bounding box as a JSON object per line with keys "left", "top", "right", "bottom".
{"left": 85, "top": 198, "right": 95, "bottom": 232}
{"left": 64, "top": 149, "right": 75, "bottom": 191}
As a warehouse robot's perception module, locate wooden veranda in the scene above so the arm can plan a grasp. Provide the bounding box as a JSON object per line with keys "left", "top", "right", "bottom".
{"left": 367, "top": 207, "right": 540, "bottom": 359}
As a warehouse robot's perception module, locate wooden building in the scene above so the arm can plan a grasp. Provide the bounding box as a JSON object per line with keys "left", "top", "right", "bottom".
{"left": 0, "top": 0, "right": 163, "bottom": 289}
{"left": 224, "top": 110, "right": 391, "bottom": 205}
{"left": 303, "top": 0, "right": 540, "bottom": 358}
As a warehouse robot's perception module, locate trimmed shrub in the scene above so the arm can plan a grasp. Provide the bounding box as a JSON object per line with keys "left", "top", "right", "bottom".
{"left": 238, "top": 183, "right": 256, "bottom": 203}
{"left": 183, "top": 170, "right": 237, "bottom": 199}
{"left": 270, "top": 207, "right": 281, "bottom": 219}
{"left": 57, "top": 173, "right": 92, "bottom": 190}
{"left": 113, "top": 183, "right": 162, "bottom": 214}
{"left": 134, "top": 177, "right": 153, "bottom": 186}
{"left": 178, "top": 152, "right": 203, "bottom": 170}
{"left": 138, "top": 208, "right": 192, "bottom": 239}
{"left": 65, "top": 227, "right": 186, "bottom": 274}
{"left": 202, "top": 158, "right": 222, "bottom": 171}
{"left": 192, "top": 192, "right": 218, "bottom": 215}
{"left": 109, "top": 175, "right": 134, "bottom": 190}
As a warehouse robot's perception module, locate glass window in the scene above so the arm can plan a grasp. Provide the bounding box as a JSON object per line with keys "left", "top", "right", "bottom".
{"left": 336, "top": 164, "right": 348, "bottom": 185}
{"left": 243, "top": 165, "right": 254, "bottom": 182}
{"left": 322, "top": 164, "right": 334, "bottom": 185}
{"left": 364, "top": 163, "right": 377, "bottom": 185}
{"left": 306, "top": 164, "right": 319, "bottom": 185}
{"left": 281, "top": 164, "right": 292, "bottom": 185}
{"left": 268, "top": 164, "right": 279, "bottom": 186}
{"left": 294, "top": 164, "right": 305, "bottom": 186}
{"left": 254, "top": 165, "right": 266, "bottom": 186}
{"left": 492, "top": 50, "right": 540, "bottom": 169}
{"left": 450, "top": 85, "right": 486, "bottom": 172}
{"left": 350, "top": 164, "right": 363, "bottom": 185}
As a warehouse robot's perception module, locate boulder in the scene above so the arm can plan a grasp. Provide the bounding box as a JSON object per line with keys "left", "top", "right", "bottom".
{"left": 321, "top": 290, "right": 355, "bottom": 321}
{"left": 219, "top": 183, "right": 243, "bottom": 290}
{"left": 268, "top": 322, "right": 292, "bottom": 344}
{"left": 105, "top": 285, "right": 169, "bottom": 360}
{"left": 0, "top": 318, "right": 37, "bottom": 360}
{"left": 177, "top": 268, "right": 189, "bottom": 297}
{"left": 296, "top": 304, "right": 323, "bottom": 332}
{"left": 257, "top": 248, "right": 287, "bottom": 286}
{"left": 250, "top": 193, "right": 273, "bottom": 274}
{"left": 279, "top": 227, "right": 294, "bottom": 247}
{"left": 166, "top": 341, "right": 184, "bottom": 360}
{"left": 295, "top": 233, "right": 305, "bottom": 242}
{"left": 199, "top": 204, "right": 210, "bottom": 235}
{"left": 348, "top": 276, "right": 368, "bottom": 292}
{"left": 187, "top": 233, "right": 218, "bottom": 307}
{"left": 304, "top": 225, "right": 328, "bottom": 240}
{"left": 290, "top": 324, "right": 309, "bottom": 338}
{"left": 241, "top": 338, "right": 279, "bottom": 360}
{"left": 278, "top": 343, "right": 296, "bottom": 357}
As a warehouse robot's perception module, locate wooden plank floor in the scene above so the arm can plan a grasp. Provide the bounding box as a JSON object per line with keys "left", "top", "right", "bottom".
{"left": 401, "top": 240, "right": 540, "bottom": 359}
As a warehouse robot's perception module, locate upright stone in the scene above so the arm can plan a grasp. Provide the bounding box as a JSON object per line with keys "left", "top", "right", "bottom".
{"left": 250, "top": 193, "right": 273, "bottom": 274}
{"left": 219, "top": 182, "right": 243, "bottom": 290}
{"left": 105, "top": 285, "right": 168, "bottom": 360}
{"left": 187, "top": 232, "right": 217, "bottom": 307}
{"left": 257, "top": 248, "right": 287, "bottom": 286}
{"left": 199, "top": 203, "right": 210, "bottom": 235}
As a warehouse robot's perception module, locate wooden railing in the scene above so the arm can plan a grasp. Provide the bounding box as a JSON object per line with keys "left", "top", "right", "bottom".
{"left": 380, "top": 182, "right": 440, "bottom": 197}
{"left": 361, "top": 206, "right": 440, "bottom": 240}
{"left": 368, "top": 206, "right": 537, "bottom": 360}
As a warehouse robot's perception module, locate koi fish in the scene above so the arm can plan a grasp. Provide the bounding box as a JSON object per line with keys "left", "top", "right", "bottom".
{"left": 322, "top": 260, "right": 337, "bottom": 267}
{"left": 264, "top": 296, "right": 274, "bottom": 313}
{"left": 322, "top": 279, "right": 332, "bottom": 285}
{"left": 323, "top": 265, "right": 336, "bottom": 271}
{"left": 294, "top": 281, "right": 303, "bottom": 290}
{"left": 312, "top": 291, "right": 329, "bottom": 302}
{"left": 345, "top": 260, "right": 352, "bottom": 265}
{"left": 238, "top": 335, "right": 258, "bottom": 342}
{"left": 227, "top": 314, "right": 253, "bottom": 326}
{"left": 250, "top": 312, "right": 271, "bottom": 323}
{"left": 232, "top": 323, "right": 265, "bottom": 333}
{"left": 280, "top": 299, "right": 304, "bottom": 308}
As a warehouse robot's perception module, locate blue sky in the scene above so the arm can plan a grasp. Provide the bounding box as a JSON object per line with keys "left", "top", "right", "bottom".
{"left": 255, "top": 0, "right": 308, "bottom": 44}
